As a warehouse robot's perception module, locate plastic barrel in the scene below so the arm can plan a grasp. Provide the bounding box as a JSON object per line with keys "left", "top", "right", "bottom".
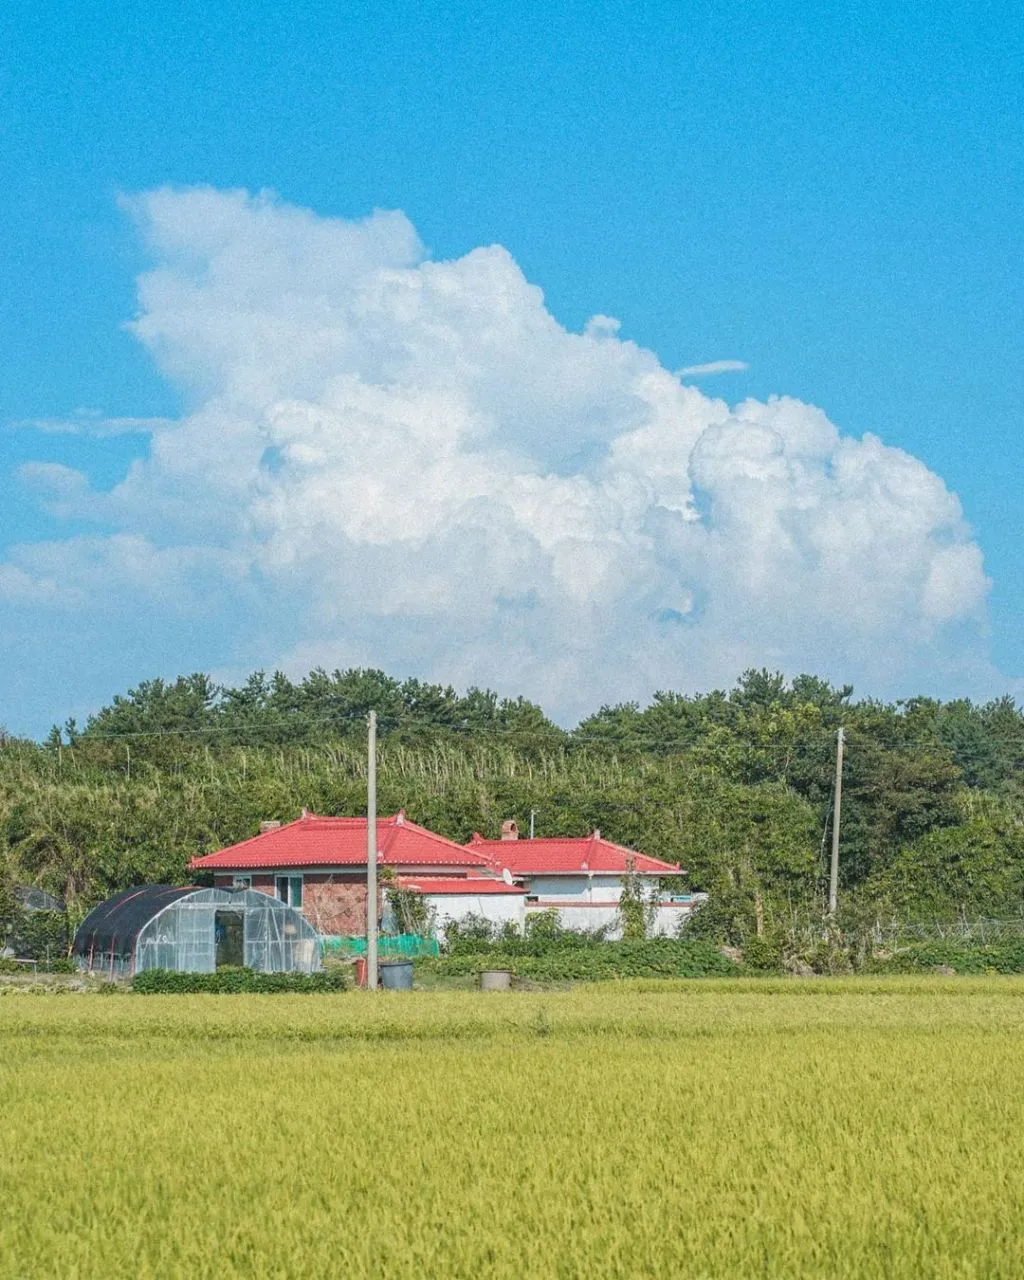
{"left": 479, "top": 969, "right": 512, "bottom": 991}
{"left": 379, "top": 960, "right": 414, "bottom": 990}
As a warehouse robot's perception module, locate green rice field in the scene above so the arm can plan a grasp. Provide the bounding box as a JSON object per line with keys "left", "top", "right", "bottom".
{"left": 3, "top": 977, "right": 1024, "bottom": 1277}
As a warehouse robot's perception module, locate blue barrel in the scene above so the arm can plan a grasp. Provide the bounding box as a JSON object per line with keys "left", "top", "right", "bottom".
{"left": 379, "top": 960, "right": 414, "bottom": 990}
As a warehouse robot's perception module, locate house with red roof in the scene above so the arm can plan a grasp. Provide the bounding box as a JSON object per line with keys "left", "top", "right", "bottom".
{"left": 467, "top": 820, "right": 703, "bottom": 938}
{"left": 190, "top": 810, "right": 701, "bottom": 941}
{"left": 189, "top": 811, "right": 525, "bottom": 936}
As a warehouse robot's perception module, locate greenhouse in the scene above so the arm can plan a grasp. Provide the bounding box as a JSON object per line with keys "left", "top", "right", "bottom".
{"left": 73, "top": 885, "right": 321, "bottom": 979}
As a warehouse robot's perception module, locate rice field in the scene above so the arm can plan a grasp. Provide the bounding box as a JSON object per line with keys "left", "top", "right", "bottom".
{"left": 3, "top": 977, "right": 1024, "bottom": 1278}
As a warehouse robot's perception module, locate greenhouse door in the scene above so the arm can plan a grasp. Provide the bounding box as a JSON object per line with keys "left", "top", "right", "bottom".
{"left": 215, "top": 911, "right": 244, "bottom": 968}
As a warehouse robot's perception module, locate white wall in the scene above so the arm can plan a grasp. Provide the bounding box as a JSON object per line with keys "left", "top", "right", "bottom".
{"left": 425, "top": 893, "right": 526, "bottom": 935}
{"left": 524, "top": 874, "right": 625, "bottom": 903}
{"left": 525, "top": 894, "right": 707, "bottom": 939}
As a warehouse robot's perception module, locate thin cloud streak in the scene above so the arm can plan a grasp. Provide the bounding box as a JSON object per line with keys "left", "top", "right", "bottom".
{"left": 678, "top": 359, "right": 749, "bottom": 377}
{"left": 9, "top": 412, "right": 173, "bottom": 437}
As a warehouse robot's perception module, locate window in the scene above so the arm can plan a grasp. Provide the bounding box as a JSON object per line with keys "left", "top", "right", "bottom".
{"left": 275, "top": 875, "right": 303, "bottom": 909}
{"left": 231, "top": 875, "right": 251, "bottom": 890}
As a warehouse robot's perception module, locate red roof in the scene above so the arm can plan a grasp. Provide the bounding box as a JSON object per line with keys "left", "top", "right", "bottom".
{"left": 191, "top": 812, "right": 490, "bottom": 872}
{"left": 395, "top": 875, "right": 525, "bottom": 896}
{"left": 467, "top": 831, "right": 680, "bottom": 876}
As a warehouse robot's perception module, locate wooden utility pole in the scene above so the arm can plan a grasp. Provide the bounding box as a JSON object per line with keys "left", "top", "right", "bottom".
{"left": 366, "top": 710, "right": 378, "bottom": 989}
{"left": 828, "top": 727, "right": 845, "bottom": 916}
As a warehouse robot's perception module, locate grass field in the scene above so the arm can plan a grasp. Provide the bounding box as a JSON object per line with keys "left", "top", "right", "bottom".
{"left": 3, "top": 977, "right": 1024, "bottom": 1278}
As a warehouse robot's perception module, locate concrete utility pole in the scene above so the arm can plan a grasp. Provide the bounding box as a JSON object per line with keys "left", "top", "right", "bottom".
{"left": 529, "top": 809, "right": 536, "bottom": 840}
{"left": 828, "top": 727, "right": 845, "bottom": 916}
{"left": 366, "top": 710, "right": 378, "bottom": 989}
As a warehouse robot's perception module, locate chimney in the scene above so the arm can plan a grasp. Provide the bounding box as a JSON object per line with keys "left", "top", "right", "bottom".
{"left": 501, "top": 819, "right": 519, "bottom": 841}
{"left": 592, "top": 828, "right": 600, "bottom": 841}
{"left": 260, "top": 820, "right": 282, "bottom": 834}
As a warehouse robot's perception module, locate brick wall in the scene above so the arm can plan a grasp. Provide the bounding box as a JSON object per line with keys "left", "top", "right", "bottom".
{"left": 302, "top": 874, "right": 368, "bottom": 936}
{"left": 212, "top": 871, "right": 370, "bottom": 935}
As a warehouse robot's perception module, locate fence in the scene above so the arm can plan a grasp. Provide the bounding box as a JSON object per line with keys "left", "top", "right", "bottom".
{"left": 321, "top": 933, "right": 440, "bottom": 959}
{"left": 873, "top": 918, "right": 1024, "bottom": 946}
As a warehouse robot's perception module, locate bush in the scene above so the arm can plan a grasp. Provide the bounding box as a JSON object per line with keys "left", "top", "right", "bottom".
{"left": 866, "top": 941, "right": 1024, "bottom": 976}
{"left": 443, "top": 913, "right": 498, "bottom": 953}
{"left": 133, "top": 967, "right": 348, "bottom": 994}
{"left": 524, "top": 909, "right": 562, "bottom": 946}
{"left": 385, "top": 883, "right": 431, "bottom": 935}
{"left": 0, "top": 955, "right": 75, "bottom": 975}
{"left": 742, "top": 935, "right": 783, "bottom": 972}
{"left": 420, "top": 939, "right": 738, "bottom": 982}
{"left": 442, "top": 911, "right": 611, "bottom": 957}
{"left": 0, "top": 908, "right": 68, "bottom": 963}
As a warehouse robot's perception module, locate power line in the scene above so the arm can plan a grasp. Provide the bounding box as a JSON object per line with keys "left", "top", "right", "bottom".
{"left": 36, "top": 715, "right": 847, "bottom": 755}
{"left": 48, "top": 713, "right": 1009, "bottom": 755}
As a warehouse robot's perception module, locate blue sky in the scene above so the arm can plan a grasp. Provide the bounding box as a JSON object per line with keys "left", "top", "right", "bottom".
{"left": 1, "top": 0, "right": 1021, "bottom": 736}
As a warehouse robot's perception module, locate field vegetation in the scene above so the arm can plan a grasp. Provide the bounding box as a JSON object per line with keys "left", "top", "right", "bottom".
{"left": 3, "top": 978, "right": 1024, "bottom": 1277}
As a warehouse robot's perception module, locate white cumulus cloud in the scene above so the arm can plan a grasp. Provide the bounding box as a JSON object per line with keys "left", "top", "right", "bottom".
{"left": 1, "top": 187, "right": 996, "bottom": 722}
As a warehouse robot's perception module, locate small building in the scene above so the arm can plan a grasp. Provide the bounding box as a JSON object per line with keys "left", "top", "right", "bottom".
{"left": 190, "top": 811, "right": 503, "bottom": 936}
{"left": 467, "top": 821, "right": 704, "bottom": 938}
{"left": 387, "top": 874, "right": 526, "bottom": 935}
{"left": 73, "top": 885, "right": 321, "bottom": 979}
{"left": 14, "top": 884, "right": 66, "bottom": 914}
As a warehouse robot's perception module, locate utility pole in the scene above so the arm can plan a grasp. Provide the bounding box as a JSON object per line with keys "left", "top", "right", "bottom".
{"left": 529, "top": 809, "right": 536, "bottom": 840}
{"left": 828, "top": 727, "right": 845, "bottom": 916}
{"left": 366, "top": 710, "right": 378, "bottom": 989}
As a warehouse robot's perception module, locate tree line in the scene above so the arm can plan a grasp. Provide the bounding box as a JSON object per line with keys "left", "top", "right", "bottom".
{"left": 1, "top": 666, "right": 1022, "bottom": 948}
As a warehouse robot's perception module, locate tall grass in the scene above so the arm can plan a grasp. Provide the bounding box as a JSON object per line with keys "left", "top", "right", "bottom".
{"left": 3, "top": 978, "right": 1024, "bottom": 1277}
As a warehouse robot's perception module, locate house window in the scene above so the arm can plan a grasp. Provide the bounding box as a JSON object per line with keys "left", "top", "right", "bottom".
{"left": 276, "top": 875, "right": 303, "bottom": 909}
{"left": 231, "top": 875, "right": 251, "bottom": 890}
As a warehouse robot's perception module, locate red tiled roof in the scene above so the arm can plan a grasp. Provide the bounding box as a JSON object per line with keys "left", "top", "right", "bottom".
{"left": 191, "top": 812, "right": 489, "bottom": 871}
{"left": 395, "top": 875, "right": 525, "bottom": 896}
{"left": 467, "top": 831, "right": 680, "bottom": 876}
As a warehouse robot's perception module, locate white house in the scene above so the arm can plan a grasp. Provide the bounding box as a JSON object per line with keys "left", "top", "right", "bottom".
{"left": 467, "top": 821, "right": 704, "bottom": 939}
{"left": 390, "top": 874, "right": 527, "bottom": 935}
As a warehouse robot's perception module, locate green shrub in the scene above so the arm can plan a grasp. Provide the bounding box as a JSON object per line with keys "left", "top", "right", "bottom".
{"left": 618, "top": 861, "right": 658, "bottom": 940}
{"left": 442, "top": 911, "right": 611, "bottom": 957}
{"left": 133, "top": 967, "right": 348, "bottom": 994}
{"left": 443, "top": 913, "right": 498, "bottom": 953}
{"left": 385, "top": 882, "right": 431, "bottom": 935}
{"left": 742, "top": 935, "right": 783, "bottom": 972}
{"left": 866, "top": 941, "right": 1024, "bottom": 975}
{"left": 420, "top": 939, "right": 738, "bottom": 982}
{"left": 0, "top": 908, "right": 68, "bottom": 963}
